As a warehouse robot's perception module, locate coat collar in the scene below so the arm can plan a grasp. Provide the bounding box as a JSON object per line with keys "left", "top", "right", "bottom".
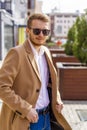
{"left": 23, "top": 39, "right": 56, "bottom": 83}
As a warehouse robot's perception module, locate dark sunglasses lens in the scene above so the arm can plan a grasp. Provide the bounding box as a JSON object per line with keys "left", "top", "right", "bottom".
{"left": 32, "top": 28, "right": 50, "bottom": 36}
{"left": 33, "top": 29, "right": 41, "bottom": 35}
{"left": 43, "top": 30, "right": 50, "bottom": 36}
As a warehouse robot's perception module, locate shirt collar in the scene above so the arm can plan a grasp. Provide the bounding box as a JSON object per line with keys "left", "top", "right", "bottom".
{"left": 28, "top": 39, "right": 45, "bottom": 56}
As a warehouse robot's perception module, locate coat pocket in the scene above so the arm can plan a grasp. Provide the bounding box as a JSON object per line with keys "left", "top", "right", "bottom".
{"left": 12, "top": 113, "right": 16, "bottom": 124}
{"left": 11, "top": 115, "right": 29, "bottom": 130}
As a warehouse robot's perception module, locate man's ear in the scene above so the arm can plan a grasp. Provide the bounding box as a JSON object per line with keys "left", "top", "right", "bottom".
{"left": 26, "top": 27, "right": 29, "bottom": 33}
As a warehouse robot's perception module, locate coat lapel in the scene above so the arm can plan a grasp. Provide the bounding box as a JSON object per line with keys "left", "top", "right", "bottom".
{"left": 23, "top": 40, "right": 41, "bottom": 82}
{"left": 28, "top": 53, "right": 41, "bottom": 81}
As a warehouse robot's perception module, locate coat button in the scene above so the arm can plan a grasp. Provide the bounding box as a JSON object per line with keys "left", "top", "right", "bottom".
{"left": 36, "top": 89, "right": 40, "bottom": 92}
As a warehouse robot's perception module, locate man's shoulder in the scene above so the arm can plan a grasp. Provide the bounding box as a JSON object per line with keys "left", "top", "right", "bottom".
{"left": 10, "top": 43, "right": 24, "bottom": 52}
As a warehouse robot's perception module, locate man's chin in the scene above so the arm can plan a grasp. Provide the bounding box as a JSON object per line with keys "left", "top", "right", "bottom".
{"left": 33, "top": 42, "right": 45, "bottom": 46}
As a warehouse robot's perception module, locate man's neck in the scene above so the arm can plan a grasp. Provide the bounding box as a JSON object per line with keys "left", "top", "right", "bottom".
{"left": 35, "top": 46, "right": 41, "bottom": 53}
{"left": 28, "top": 39, "right": 42, "bottom": 54}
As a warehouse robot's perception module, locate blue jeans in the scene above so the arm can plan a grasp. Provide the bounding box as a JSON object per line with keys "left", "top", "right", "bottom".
{"left": 29, "top": 112, "right": 51, "bottom": 130}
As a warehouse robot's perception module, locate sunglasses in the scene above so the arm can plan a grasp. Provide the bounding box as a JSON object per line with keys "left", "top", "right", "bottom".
{"left": 30, "top": 27, "right": 50, "bottom": 36}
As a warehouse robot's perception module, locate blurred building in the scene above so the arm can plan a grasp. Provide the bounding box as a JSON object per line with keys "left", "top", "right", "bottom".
{"left": 35, "top": 0, "right": 43, "bottom": 13}
{"left": 49, "top": 12, "right": 81, "bottom": 43}
{"left": 0, "top": 0, "right": 42, "bottom": 60}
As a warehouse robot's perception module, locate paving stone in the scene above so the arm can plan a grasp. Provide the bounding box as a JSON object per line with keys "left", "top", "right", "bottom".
{"left": 62, "top": 100, "right": 87, "bottom": 130}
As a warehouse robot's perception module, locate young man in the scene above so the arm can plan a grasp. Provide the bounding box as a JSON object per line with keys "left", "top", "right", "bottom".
{"left": 0, "top": 13, "right": 63, "bottom": 130}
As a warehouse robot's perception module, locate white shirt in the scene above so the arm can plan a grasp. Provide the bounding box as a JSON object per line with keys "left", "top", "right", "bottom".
{"left": 29, "top": 41, "right": 50, "bottom": 109}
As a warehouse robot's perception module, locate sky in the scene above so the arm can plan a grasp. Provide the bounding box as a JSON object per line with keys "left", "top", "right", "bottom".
{"left": 38, "top": 0, "right": 87, "bottom": 13}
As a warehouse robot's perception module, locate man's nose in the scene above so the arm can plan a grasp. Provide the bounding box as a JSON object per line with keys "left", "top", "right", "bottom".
{"left": 39, "top": 31, "right": 44, "bottom": 36}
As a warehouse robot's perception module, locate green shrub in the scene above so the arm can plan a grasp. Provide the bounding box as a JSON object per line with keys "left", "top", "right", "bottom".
{"left": 64, "top": 41, "right": 73, "bottom": 55}
{"left": 64, "top": 12, "right": 87, "bottom": 65}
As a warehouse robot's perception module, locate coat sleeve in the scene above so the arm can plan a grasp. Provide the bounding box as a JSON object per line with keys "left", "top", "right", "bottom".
{"left": 0, "top": 48, "right": 32, "bottom": 118}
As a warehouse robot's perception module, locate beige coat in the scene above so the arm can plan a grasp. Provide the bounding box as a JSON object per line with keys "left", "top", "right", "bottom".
{"left": 0, "top": 40, "right": 71, "bottom": 130}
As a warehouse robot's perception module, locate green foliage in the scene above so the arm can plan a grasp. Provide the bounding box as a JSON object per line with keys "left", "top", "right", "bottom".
{"left": 64, "top": 41, "right": 73, "bottom": 55}
{"left": 64, "top": 24, "right": 76, "bottom": 55}
{"left": 73, "top": 15, "right": 87, "bottom": 65}
{"left": 64, "top": 13, "right": 87, "bottom": 65}
{"left": 46, "top": 42, "right": 55, "bottom": 47}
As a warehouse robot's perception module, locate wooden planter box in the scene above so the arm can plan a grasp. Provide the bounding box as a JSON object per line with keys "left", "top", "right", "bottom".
{"left": 49, "top": 48, "right": 65, "bottom": 54}
{"left": 52, "top": 54, "right": 79, "bottom": 68}
{"left": 56, "top": 62, "right": 87, "bottom": 100}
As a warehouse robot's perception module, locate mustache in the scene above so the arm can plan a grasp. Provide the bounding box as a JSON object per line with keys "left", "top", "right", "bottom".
{"left": 30, "top": 38, "right": 45, "bottom": 46}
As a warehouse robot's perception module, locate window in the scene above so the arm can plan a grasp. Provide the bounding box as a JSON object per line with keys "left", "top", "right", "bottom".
{"left": 0, "top": 2, "right": 1, "bottom": 9}
{"left": 5, "top": 0, "right": 11, "bottom": 1}
{"left": 5, "top": 2, "right": 11, "bottom": 10}
{"left": 56, "top": 25, "right": 62, "bottom": 34}
{"left": 20, "top": 0, "right": 25, "bottom": 4}
{"left": 4, "top": 24, "right": 13, "bottom": 56}
{"left": 20, "top": 0, "right": 27, "bottom": 4}
{"left": 0, "top": 0, "right": 5, "bottom": 2}
{"left": 64, "top": 20, "right": 66, "bottom": 23}
{"left": 31, "top": 0, "right": 35, "bottom": 9}
{"left": 28, "top": 0, "right": 35, "bottom": 9}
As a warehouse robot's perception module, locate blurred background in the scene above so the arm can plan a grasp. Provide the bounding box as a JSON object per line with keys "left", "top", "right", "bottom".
{"left": 0, "top": 0, "right": 87, "bottom": 60}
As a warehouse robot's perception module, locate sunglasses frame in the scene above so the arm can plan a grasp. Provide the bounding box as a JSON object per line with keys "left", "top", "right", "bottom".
{"left": 29, "top": 27, "right": 50, "bottom": 36}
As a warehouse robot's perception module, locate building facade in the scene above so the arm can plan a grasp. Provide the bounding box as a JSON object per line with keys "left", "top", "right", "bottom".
{"left": 0, "top": 0, "right": 39, "bottom": 60}
{"left": 49, "top": 12, "right": 81, "bottom": 43}
{"left": 0, "top": 9, "right": 18, "bottom": 59}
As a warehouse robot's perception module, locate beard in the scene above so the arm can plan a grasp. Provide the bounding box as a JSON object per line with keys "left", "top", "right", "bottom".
{"left": 29, "top": 37, "right": 45, "bottom": 47}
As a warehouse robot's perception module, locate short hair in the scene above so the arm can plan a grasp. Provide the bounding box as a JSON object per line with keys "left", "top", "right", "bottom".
{"left": 27, "top": 13, "right": 50, "bottom": 28}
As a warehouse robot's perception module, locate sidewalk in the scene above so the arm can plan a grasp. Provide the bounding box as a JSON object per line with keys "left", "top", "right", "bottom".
{"left": 62, "top": 100, "right": 87, "bottom": 130}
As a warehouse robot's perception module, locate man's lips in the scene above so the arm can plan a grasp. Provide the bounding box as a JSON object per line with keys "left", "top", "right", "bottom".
{"left": 36, "top": 38, "right": 44, "bottom": 41}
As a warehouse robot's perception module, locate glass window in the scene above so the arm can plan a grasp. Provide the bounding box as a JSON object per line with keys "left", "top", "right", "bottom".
{"left": 5, "top": 0, "right": 11, "bottom": 1}
{"left": 4, "top": 24, "right": 13, "bottom": 56}
{"left": 5, "top": 2, "right": 11, "bottom": 10}
{"left": 0, "top": 0, "right": 5, "bottom": 2}
{"left": 0, "top": 2, "right": 1, "bottom": 9}
{"left": 31, "top": 0, "right": 35, "bottom": 9}
{"left": 20, "top": 0, "right": 25, "bottom": 3}
{"left": 20, "top": 0, "right": 27, "bottom": 4}
{"left": 28, "top": 0, "right": 35, "bottom": 9}
{"left": 56, "top": 25, "right": 62, "bottom": 34}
